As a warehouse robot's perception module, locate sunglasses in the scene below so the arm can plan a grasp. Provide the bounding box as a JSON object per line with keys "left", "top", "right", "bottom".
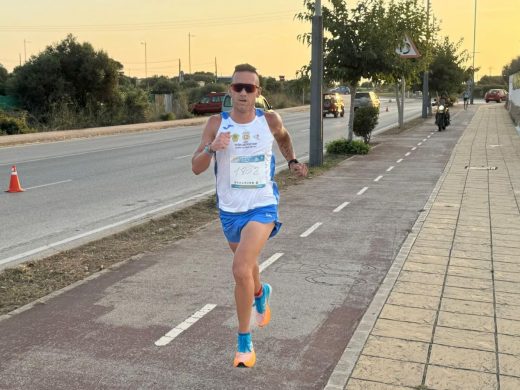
{"left": 230, "top": 83, "right": 259, "bottom": 93}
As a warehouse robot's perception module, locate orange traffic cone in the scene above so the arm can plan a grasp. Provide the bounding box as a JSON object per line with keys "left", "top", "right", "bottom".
{"left": 6, "top": 165, "right": 24, "bottom": 193}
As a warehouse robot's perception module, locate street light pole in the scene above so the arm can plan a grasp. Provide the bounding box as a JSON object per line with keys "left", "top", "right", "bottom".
{"left": 470, "top": 0, "right": 477, "bottom": 105}
{"left": 140, "top": 41, "right": 148, "bottom": 80}
{"left": 421, "top": 0, "right": 430, "bottom": 118}
{"left": 309, "top": 0, "right": 323, "bottom": 167}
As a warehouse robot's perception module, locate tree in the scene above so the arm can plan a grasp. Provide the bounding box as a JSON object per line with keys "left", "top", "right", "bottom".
{"left": 297, "top": 0, "right": 418, "bottom": 140}
{"left": 381, "top": 0, "right": 429, "bottom": 128}
{"left": 428, "top": 37, "right": 471, "bottom": 99}
{"left": 0, "top": 64, "right": 8, "bottom": 95}
{"left": 9, "top": 34, "right": 123, "bottom": 122}
{"left": 502, "top": 56, "right": 520, "bottom": 83}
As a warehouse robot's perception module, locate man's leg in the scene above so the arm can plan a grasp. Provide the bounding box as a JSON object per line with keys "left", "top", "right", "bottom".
{"left": 232, "top": 221, "right": 274, "bottom": 333}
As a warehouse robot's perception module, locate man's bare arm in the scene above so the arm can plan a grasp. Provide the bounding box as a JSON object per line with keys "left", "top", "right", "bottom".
{"left": 265, "top": 111, "right": 308, "bottom": 177}
{"left": 191, "top": 115, "right": 220, "bottom": 175}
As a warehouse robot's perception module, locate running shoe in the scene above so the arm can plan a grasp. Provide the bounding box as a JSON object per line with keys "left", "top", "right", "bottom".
{"left": 254, "top": 283, "right": 272, "bottom": 328}
{"left": 233, "top": 333, "right": 256, "bottom": 368}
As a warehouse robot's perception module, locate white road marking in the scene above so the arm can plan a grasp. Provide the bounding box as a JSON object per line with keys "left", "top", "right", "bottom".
{"left": 405, "top": 152, "right": 411, "bottom": 157}
{"left": 386, "top": 166, "right": 395, "bottom": 172}
{"left": 374, "top": 175, "right": 383, "bottom": 182}
{"left": 357, "top": 187, "right": 368, "bottom": 195}
{"left": 422, "top": 138, "right": 427, "bottom": 142}
{"left": 25, "top": 179, "right": 72, "bottom": 190}
{"left": 396, "top": 158, "right": 403, "bottom": 163}
{"left": 427, "top": 135, "right": 431, "bottom": 138}
{"left": 333, "top": 201, "right": 350, "bottom": 213}
{"left": 411, "top": 147, "right": 417, "bottom": 151}
{"left": 175, "top": 154, "right": 192, "bottom": 159}
{"left": 155, "top": 304, "right": 217, "bottom": 346}
{"left": 300, "top": 222, "right": 322, "bottom": 237}
{"left": 417, "top": 142, "right": 422, "bottom": 146}
{"left": 259, "top": 252, "right": 284, "bottom": 273}
{"left": 0, "top": 189, "right": 215, "bottom": 267}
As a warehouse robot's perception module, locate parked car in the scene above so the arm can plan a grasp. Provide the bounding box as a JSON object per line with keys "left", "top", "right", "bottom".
{"left": 221, "top": 94, "right": 272, "bottom": 113}
{"left": 190, "top": 92, "right": 226, "bottom": 115}
{"left": 353, "top": 91, "right": 380, "bottom": 111}
{"left": 322, "top": 93, "right": 345, "bottom": 118}
{"left": 328, "top": 85, "right": 350, "bottom": 95}
{"left": 484, "top": 89, "right": 508, "bottom": 103}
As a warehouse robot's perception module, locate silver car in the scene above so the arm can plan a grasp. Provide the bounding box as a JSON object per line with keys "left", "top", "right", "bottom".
{"left": 353, "top": 91, "right": 380, "bottom": 111}
{"left": 222, "top": 94, "right": 272, "bottom": 113}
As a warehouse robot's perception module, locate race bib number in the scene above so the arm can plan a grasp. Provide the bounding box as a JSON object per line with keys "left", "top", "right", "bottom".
{"left": 230, "top": 155, "right": 268, "bottom": 189}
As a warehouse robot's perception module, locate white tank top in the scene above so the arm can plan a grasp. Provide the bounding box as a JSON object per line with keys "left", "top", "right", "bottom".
{"left": 214, "top": 109, "right": 279, "bottom": 213}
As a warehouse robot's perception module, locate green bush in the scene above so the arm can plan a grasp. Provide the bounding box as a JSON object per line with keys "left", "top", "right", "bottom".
{"left": 160, "top": 112, "right": 174, "bottom": 121}
{"left": 0, "top": 110, "right": 32, "bottom": 135}
{"left": 353, "top": 106, "right": 379, "bottom": 144}
{"left": 325, "top": 138, "right": 370, "bottom": 155}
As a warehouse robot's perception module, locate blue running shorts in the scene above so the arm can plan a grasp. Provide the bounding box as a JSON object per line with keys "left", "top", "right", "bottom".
{"left": 219, "top": 204, "right": 282, "bottom": 244}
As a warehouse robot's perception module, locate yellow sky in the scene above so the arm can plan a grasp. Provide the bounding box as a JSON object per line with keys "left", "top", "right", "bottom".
{"left": 1, "top": 0, "right": 519, "bottom": 81}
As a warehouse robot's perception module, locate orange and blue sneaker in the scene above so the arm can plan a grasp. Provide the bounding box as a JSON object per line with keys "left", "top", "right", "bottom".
{"left": 233, "top": 332, "right": 256, "bottom": 368}
{"left": 254, "top": 283, "right": 272, "bottom": 328}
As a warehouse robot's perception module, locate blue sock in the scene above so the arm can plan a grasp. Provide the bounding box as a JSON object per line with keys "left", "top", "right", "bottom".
{"left": 237, "top": 332, "right": 253, "bottom": 353}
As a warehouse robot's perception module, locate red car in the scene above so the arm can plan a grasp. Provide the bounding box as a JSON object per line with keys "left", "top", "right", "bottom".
{"left": 190, "top": 92, "right": 226, "bottom": 115}
{"left": 484, "top": 89, "right": 508, "bottom": 103}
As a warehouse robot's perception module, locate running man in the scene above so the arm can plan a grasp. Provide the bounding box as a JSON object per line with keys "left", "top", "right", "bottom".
{"left": 191, "top": 63, "right": 308, "bottom": 368}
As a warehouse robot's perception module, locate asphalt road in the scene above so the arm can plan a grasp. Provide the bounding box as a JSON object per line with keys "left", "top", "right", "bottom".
{"left": 0, "top": 99, "right": 423, "bottom": 269}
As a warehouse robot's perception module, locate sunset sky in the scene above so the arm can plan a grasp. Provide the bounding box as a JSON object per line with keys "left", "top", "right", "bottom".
{"left": 1, "top": 0, "right": 519, "bottom": 82}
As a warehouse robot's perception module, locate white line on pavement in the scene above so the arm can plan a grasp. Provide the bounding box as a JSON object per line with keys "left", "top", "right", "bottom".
{"left": 25, "top": 179, "right": 72, "bottom": 190}
{"left": 405, "top": 152, "right": 411, "bottom": 157}
{"left": 411, "top": 147, "right": 417, "bottom": 151}
{"left": 422, "top": 138, "right": 427, "bottom": 142}
{"left": 175, "top": 154, "right": 192, "bottom": 159}
{"left": 333, "top": 202, "right": 350, "bottom": 213}
{"left": 427, "top": 135, "right": 431, "bottom": 138}
{"left": 386, "top": 166, "right": 395, "bottom": 172}
{"left": 374, "top": 176, "right": 383, "bottom": 182}
{"left": 357, "top": 187, "right": 368, "bottom": 195}
{"left": 300, "top": 222, "right": 322, "bottom": 237}
{"left": 396, "top": 159, "right": 403, "bottom": 163}
{"left": 259, "top": 252, "right": 284, "bottom": 273}
{"left": 417, "top": 142, "right": 422, "bottom": 146}
{"left": 155, "top": 304, "right": 217, "bottom": 347}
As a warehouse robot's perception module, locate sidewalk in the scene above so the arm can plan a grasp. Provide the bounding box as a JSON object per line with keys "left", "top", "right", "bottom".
{"left": 327, "top": 104, "right": 520, "bottom": 389}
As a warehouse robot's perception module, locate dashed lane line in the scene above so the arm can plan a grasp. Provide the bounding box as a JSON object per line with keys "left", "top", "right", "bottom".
{"left": 386, "top": 166, "right": 395, "bottom": 172}
{"left": 259, "top": 252, "right": 284, "bottom": 273}
{"left": 155, "top": 304, "right": 217, "bottom": 346}
{"left": 357, "top": 187, "right": 368, "bottom": 196}
{"left": 417, "top": 142, "right": 423, "bottom": 146}
{"left": 374, "top": 176, "right": 383, "bottom": 182}
{"left": 411, "top": 147, "right": 417, "bottom": 151}
{"left": 300, "top": 222, "right": 323, "bottom": 237}
{"left": 333, "top": 202, "right": 350, "bottom": 213}
{"left": 405, "top": 152, "right": 411, "bottom": 157}
{"left": 396, "top": 158, "right": 403, "bottom": 163}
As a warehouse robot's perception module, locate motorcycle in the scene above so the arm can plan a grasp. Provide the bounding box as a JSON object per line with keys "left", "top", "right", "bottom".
{"left": 435, "top": 104, "right": 450, "bottom": 131}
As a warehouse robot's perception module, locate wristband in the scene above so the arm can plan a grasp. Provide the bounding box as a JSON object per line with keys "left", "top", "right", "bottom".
{"left": 203, "top": 143, "right": 215, "bottom": 155}
{"left": 288, "top": 159, "right": 299, "bottom": 168}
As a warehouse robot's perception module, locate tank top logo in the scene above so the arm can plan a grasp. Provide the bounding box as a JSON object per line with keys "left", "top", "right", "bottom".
{"left": 242, "top": 131, "right": 250, "bottom": 142}
{"left": 232, "top": 133, "right": 240, "bottom": 142}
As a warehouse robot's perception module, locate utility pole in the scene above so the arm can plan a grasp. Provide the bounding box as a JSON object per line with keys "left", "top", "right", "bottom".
{"left": 140, "top": 41, "right": 148, "bottom": 80}
{"left": 188, "top": 32, "right": 195, "bottom": 74}
{"left": 215, "top": 57, "right": 218, "bottom": 81}
{"left": 470, "top": 0, "right": 477, "bottom": 105}
{"left": 309, "top": 0, "right": 323, "bottom": 167}
{"left": 422, "top": 0, "right": 430, "bottom": 118}
{"left": 24, "top": 39, "right": 31, "bottom": 63}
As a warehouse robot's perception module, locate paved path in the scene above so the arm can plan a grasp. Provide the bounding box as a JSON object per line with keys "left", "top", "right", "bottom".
{"left": 327, "top": 104, "right": 520, "bottom": 389}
